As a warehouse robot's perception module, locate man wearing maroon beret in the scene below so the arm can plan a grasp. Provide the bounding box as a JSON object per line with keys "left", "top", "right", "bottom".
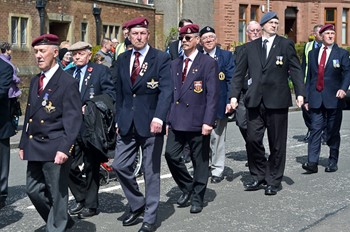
{"left": 19, "top": 34, "right": 82, "bottom": 231}
{"left": 165, "top": 24, "right": 219, "bottom": 213}
{"left": 302, "top": 24, "right": 350, "bottom": 174}
{"left": 112, "top": 17, "right": 173, "bottom": 232}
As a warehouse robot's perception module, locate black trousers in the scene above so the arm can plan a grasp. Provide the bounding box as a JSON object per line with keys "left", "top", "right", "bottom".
{"left": 246, "top": 103, "right": 288, "bottom": 187}
{"left": 68, "top": 141, "right": 101, "bottom": 209}
{"left": 0, "top": 138, "right": 10, "bottom": 203}
{"left": 165, "top": 129, "right": 210, "bottom": 207}
{"left": 26, "top": 159, "right": 71, "bottom": 232}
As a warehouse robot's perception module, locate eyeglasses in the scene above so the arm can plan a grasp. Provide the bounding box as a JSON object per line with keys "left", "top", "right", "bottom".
{"left": 248, "top": 29, "right": 261, "bottom": 33}
{"left": 201, "top": 35, "right": 216, "bottom": 41}
{"left": 179, "top": 35, "right": 195, "bottom": 42}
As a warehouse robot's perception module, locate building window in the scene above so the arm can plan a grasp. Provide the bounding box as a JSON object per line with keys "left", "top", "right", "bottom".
{"left": 81, "top": 22, "right": 88, "bottom": 42}
{"left": 239, "top": 5, "right": 248, "bottom": 43}
{"left": 342, "top": 9, "right": 348, "bottom": 45}
{"left": 11, "top": 16, "right": 28, "bottom": 48}
{"left": 325, "top": 8, "right": 337, "bottom": 26}
{"left": 251, "top": 5, "right": 259, "bottom": 21}
{"left": 103, "top": 25, "right": 119, "bottom": 39}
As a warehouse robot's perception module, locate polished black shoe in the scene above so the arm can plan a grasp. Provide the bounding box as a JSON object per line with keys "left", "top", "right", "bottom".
{"left": 138, "top": 222, "right": 155, "bottom": 232}
{"left": 265, "top": 185, "right": 282, "bottom": 196}
{"left": 325, "top": 163, "right": 338, "bottom": 172}
{"left": 177, "top": 192, "right": 192, "bottom": 207}
{"left": 211, "top": 175, "right": 223, "bottom": 184}
{"left": 244, "top": 180, "right": 266, "bottom": 191}
{"left": 69, "top": 202, "right": 84, "bottom": 215}
{"left": 303, "top": 131, "right": 311, "bottom": 142}
{"left": 302, "top": 162, "right": 318, "bottom": 173}
{"left": 123, "top": 206, "right": 145, "bottom": 226}
{"left": 78, "top": 208, "right": 98, "bottom": 219}
{"left": 190, "top": 205, "right": 203, "bottom": 214}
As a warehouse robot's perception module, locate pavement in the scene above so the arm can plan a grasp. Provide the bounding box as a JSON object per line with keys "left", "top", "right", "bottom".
{"left": 5, "top": 107, "right": 350, "bottom": 232}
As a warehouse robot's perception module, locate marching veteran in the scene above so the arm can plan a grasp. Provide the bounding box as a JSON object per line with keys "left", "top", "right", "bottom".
{"left": 199, "top": 26, "right": 234, "bottom": 183}
{"left": 165, "top": 24, "right": 219, "bottom": 213}
{"left": 19, "top": 34, "right": 82, "bottom": 231}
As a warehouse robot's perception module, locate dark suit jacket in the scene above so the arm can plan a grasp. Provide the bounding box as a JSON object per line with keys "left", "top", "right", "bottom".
{"left": 19, "top": 67, "right": 82, "bottom": 161}
{"left": 168, "top": 52, "right": 219, "bottom": 132}
{"left": 67, "top": 62, "right": 116, "bottom": 104}
{"left": 0, "top": 59, "right": 15, "bottom": 140}
{"left": 169, "top": 40, "right": 180, "bottom": 60}
{"left": 213, "top": 47, "right": 234, "bottom": 119}
{"left": 305, "top": 43, "right": 350, "bottom": 109}
{"left": 230, "top": 35, "right": 305, "bottom": 109}
{"left": 115, "top": 47, "right": 173, "bottom": 137}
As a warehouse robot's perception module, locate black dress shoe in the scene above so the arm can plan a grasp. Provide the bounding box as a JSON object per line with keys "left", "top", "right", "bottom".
{"left": 302, "top": 162, "right": 318, "bottom": 173}
{"left": 325, "top": 163, "right": 338, "bottom": 172}
{"left": 190, "top": 205, "right": 203, "bottom": 214}
{"left": 138, "top": 222, "right": 155, "bottom": 232}
{"left": 265, "top": 185, "right": 282, "bottom": 196}
{"left": 177, "top": 192, "right": 192, "bottom": 207}
{"left": 303, "top": 131, "right": 311, "bottom": 142}
{"left": 123, "top": 206, "right": 145, "bottom": 226}
{"left": 78, "top": 208, "right": 98, "bottom": 219}
{"left": 211, "top": 175, "right": 223, "bottom": 183}
{"left": 244, "top": 180, "right": 266, "bottom": 191}
{"left": 69, "top": 202, "right": 84, "bottom": 215}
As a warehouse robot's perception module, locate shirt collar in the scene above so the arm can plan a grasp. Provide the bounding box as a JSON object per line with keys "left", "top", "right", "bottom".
{"left": 132, "top": 44, "right": 150, "bottom": 57}
{"left": 205, "top": 47, "right": 216, "bottom": 58}
{"left": 184, "top": 49, "right": 199, "bottom": 61}
{"left": 43, "top": 63, "right": 59, "bottom": 79}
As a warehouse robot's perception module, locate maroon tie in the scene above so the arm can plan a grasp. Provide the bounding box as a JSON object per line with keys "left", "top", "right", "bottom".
{"left": 317, "top": 47, "right": 327, "bottom": 92}
{"left": 131, "top": 51, "right": 141, "bottom": 85}
{"left": 38, "top": 73, "right": 45, "bottom": 95}
{"left": 182, "top": 58, "right": 190, "bottom": 83}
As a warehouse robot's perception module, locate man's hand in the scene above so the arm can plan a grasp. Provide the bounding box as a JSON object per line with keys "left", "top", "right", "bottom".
{"left": 336, "top": 89, "right": 346, "bottom": 99}
{"left": 202, "top": 124, "right": 213, "bottom": 136}
{"left": 19, "top": 149, "right": 24, "bottom": 160}
{"left": 150, "top": 121, "right": 162, "bottom": 134}
{"left": 82, "top": 105, "right": 86, "bottom": 114}
{"left": 54, "top": 151, "right": 69, "bottom": 165}
{"left": 116, "top": 127, "right": 119, "bottom": 135}
{"left": 296, "top": 95, "right": 304, "bottom": 108}
{"left": 230, "top": 98, "right": 238, "bottom": 110}
{"left": 225, "top": 104, "right": 234, "bottom": 114}
{"left": 304, "top": 103, "right": 309, "bottom": 111}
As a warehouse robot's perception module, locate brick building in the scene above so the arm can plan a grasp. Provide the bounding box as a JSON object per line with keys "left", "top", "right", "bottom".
{"left": 0, "top": 0, "right": 160, "bottom": 78}
{"left": 154, "top": 0, "right": 350, "bottom": 50}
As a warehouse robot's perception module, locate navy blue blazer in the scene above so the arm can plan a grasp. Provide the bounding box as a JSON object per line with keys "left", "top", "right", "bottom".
{"left": 305, "top": 43, "right": 350, "bottom": 109}
{"left": 231, "top": 35, "right": 305, "bottom": 109}
{"left": 115, "top": 47, "right": 173, "bottom": 137}
{"left": 168, "top": 52, "right": 219, "bottom": 132}
{"left": 19, "top": 67, "right": 82, "bottom": 161}
{"left": 67, "top": 62, "right": 116, "bottom": 103}
{"left": 0, "top": 59, "right": 15, "bottom": 139}
{"left": 213, "top": 47, "right": 234, "bottom": 119}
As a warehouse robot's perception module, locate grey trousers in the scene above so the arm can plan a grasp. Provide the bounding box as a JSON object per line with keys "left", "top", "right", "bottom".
{"left": 210, "top": 118, "right": 228, "bottom": 177}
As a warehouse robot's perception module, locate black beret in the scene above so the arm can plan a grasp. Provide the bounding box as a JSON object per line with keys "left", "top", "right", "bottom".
{"left": 58, "top": 48, "right": 68, "bottom": 60}
{"left": 199, "top": 26, "right": 216, "bottom": 37}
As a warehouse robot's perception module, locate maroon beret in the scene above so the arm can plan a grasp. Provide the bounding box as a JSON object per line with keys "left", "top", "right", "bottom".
{"left": 179, "top": 24, "right": 200, "bottom": 35}
{"left": 32, "top": 34, "right": 59, "bottom": 47}
{"left": 319, "top": 24, "right": 335, "bottom": 34}
{"left": 127, "top": 17, "right": 149, "bottom": 30}
{"left": 122, "top": 21, "right": 129, "bottom": 30}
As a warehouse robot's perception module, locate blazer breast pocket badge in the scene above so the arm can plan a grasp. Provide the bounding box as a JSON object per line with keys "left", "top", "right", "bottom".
{"left": 147, "top": 78, "right": 159, "bottom": 89}
{"left": 194, "top": 81, "right": 203, "bottom": 93}
{"left": 333, "top": 59, "right": 340, "bottom": 68}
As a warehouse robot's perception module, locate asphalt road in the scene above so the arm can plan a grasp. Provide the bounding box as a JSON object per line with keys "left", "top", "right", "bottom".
{"left": 1, "top": 110, "right": 350, "bottom": 232}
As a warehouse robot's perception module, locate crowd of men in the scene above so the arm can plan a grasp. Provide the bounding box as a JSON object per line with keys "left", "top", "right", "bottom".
{"left": 0, "top": 11, "right": 350, "bottom": 232}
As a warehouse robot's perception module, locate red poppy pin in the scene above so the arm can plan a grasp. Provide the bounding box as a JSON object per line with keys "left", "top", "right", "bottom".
{"left": 87, "top": 67, "right": 93, "bottom": 73}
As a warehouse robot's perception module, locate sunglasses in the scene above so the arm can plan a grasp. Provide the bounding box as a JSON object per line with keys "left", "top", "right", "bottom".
{"left": 179, "top": 35, "right": 195, "bottom": 42}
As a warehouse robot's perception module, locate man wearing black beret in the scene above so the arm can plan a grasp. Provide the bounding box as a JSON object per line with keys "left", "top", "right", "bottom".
{"left": 199, "top": 26, "right": 234, "bottom": 183}
{"left": 229, "top": 11, "right": 305, "bottom": 195}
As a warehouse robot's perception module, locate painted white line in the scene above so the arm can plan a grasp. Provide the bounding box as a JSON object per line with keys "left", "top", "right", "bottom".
{"left": 27, "top": 173, "right": 173, "bottom": 209}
